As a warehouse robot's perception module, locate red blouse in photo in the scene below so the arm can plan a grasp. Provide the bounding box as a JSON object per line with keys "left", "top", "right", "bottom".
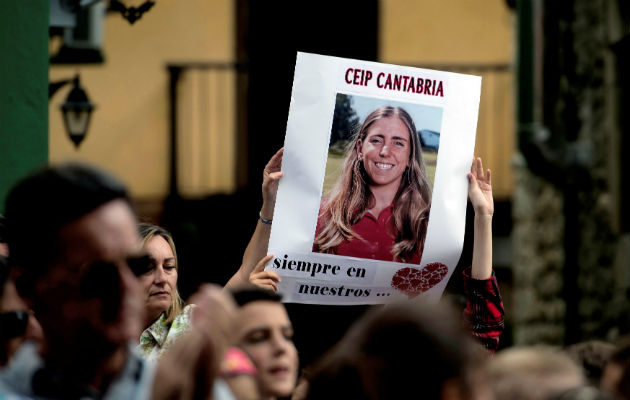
{"left": 313, "top": 203, "right": 421, "bottom": 264}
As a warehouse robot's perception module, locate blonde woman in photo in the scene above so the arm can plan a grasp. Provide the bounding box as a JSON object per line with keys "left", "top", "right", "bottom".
{"left": 314, "top": 106, "right": 432, "bottom": 264}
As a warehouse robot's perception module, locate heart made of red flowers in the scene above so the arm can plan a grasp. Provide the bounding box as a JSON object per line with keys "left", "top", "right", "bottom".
{"left": 391, "top": 262, "right": 449, "bottom": 299}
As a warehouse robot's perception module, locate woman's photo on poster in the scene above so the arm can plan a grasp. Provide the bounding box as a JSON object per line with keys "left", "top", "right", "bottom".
{"left": 312, "top": 93, "right": 443, "bottom": 265}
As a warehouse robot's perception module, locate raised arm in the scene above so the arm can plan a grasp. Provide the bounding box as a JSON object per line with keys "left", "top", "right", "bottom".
{"left": 224, "top": 148, "right": 283, "bottom": 289}
{"left": 463, "top": 157, "right": 504, "bottom": 353}
{"left": 468, "top": 157, "right": 493, "bottom": 280}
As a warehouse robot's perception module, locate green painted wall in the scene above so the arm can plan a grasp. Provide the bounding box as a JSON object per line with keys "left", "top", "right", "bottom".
{"left": 0, "top": 1, "right": 49, "bottom": 213}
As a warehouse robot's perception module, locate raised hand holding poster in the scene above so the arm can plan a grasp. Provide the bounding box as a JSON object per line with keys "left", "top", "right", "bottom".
{"left": 267, "top": 52, "right": 481, "bottom": 304}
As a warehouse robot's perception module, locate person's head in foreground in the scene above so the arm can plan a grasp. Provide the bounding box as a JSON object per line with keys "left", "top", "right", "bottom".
{"left": 232, "top": 287, "right": 298, "bottom": 400}
{"left": 0, "top": 255, "right": 44, "bottom": 367}
{"left": 137, "top": 222, "right": 184, "bottom": 329}
{"left": 220, "top": 346, "right": 261, "bottom": 400}
{"left": 314, "top": 105, "right": 432, "bottom": 262}
{"left": 486, "top": 346, "right": 586, "bottom": 400}
{"left": 4, "top": 163, "right": 146, "bottom": 394}
{"left": 564, "top": 340, "right": 617, "bottom": 387}
{"left": 600, "top": 339, "right": 629, "bottom": 400}
{"left": 304, "top": 300, "right": 490, "bottom": 400}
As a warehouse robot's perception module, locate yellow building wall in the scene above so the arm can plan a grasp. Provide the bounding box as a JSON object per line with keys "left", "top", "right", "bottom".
{"left": 381, "top": 0, "right": 515, "bottom": 198}
{"left": 50, "top": 1, "right": 514, "bottom": 200}
{"left": 49, "top": 0, "right": 234, "bottom": 199}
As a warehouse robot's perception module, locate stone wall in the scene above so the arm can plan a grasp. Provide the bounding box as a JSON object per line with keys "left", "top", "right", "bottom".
{"left": 512, "top": 0, "right": 629, "bottom": 346}
{"left": 512, "top": 154, "right": 566, "bottom": 344}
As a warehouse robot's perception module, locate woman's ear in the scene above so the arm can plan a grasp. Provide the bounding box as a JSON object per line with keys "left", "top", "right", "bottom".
{"left": 356, "top": 140, "right": 363, "bottom": 160}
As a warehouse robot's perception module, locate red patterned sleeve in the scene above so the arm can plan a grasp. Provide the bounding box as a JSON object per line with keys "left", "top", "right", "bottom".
{"left": 462, "top": 266, "right": 505, "bottom": 353}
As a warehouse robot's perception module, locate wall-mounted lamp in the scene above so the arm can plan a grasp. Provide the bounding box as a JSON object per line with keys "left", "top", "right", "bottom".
{"left": 109, "top": 0, "right": 155, "bottom": 24}
{"left": 49, "top": 74, "right": 96, "bottom": 148}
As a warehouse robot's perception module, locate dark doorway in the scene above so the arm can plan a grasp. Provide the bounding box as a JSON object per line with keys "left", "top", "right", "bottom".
{"left": 238, "top": 1, "right": 379, "bottom": 188}
{"left": 236, "top": 0, "right": 379, "bottom": 368}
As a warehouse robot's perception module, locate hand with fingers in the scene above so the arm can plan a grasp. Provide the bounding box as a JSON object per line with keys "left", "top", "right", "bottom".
{"left": 261, "top": 148, "right": 284, "bottom": 221}
{"left": 153, "top": 284, "right": 237, "bottom": 400}
{"left": 468, "top": 157, "right": 493, "bottom": 217}
{"left": 152, "top": 327, "right": 214, "bottom": 400}
{"left": 249, "top": 254, "right": 281, "bottom": 292}
{"left": 224, "top": 149, "right": 284, "bottom": 290}
{"left": 463, "top": 157, "right": 503, "bottom": 349}
{"left": 189, "top": 284, "right": 237, "bottom": 357}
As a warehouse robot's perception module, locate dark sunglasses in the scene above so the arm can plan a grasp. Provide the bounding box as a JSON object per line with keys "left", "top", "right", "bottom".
{"left": 79, "top": 254, "right": 153, "bottom": 298}
{"left": 127, "top": 254, "right": 154, "bottom": 277}
{"left": 0, "top": 310, "right": 29, "bottom": 339}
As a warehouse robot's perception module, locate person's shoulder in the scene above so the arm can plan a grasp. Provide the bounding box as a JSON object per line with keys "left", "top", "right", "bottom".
{"left": 110, "top": 346, "right": 156, "bottom": 399}
{"left": 0, "top": 379, "right": 26, "bottom": 400}
{"left": 180, "top": 304, "right": 195, "bottom": 320}
{"left": 0, "top": 343, "right": 42, "bottom": 398}
{"left": 170, "top": 304, "right": 194, "bottom": 332}
{"left": 0, "top": 392, "right": 35, "bottom": 400}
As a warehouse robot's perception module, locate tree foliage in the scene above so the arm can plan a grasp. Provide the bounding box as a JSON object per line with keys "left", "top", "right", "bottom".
{"left": 330, "top": 93, "right": 359, "bottom": 147}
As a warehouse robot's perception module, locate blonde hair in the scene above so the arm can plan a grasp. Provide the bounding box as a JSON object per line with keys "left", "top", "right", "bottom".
{"left": 138, "top": 223, "right": 184, "bottom": 325}
{"left": 314, "top": 106, "right": 432, "bottom": 262}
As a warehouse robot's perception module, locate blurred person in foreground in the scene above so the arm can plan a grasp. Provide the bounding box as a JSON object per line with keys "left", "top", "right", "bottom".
{"left": 564, "top": 340, "right": 617, "bottom": 387}
{"left": 1, "top": 163, "right": 237, "bottom": 400}
{"left": 303, "top": 300, "right": 491, "bottom": 400}
{"left": 219, "top": 347, "right": 261, "bottom": 400}
{"left": 1, "top": 215, "right": 44, "bottom": 367}
{"left": 0, "top": 255, "right": 44, "bottom": 368}
{"left": 547, "top": 386, "right": 614, "bottom": 400}
{"left": 231, "top": 288, "right": 299, "bottom": 400}
{"left": 486, "top": 346, "right": 586, "bottom": 400}
{"left": 600, "top": 339, "right": 629, "bottom": 400}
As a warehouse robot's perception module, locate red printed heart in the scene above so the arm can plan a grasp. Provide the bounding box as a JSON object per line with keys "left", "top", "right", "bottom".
{"left": 391, "top": 262, "right": 449, "bottom": 299}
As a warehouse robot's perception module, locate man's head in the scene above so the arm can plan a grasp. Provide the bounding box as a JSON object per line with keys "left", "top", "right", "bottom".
{"left": 5, "top": 163, "right": 144, "bottom": 359}
{"left": 305, "top": 300, "right": 489, "bottom": 400}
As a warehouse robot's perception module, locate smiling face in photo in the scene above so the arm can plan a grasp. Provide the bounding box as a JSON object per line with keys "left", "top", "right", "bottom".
{"left": 358, "top": 115, "right": 411, "bottom": 191}
{"left": 139, "top": 235, "right": 178, "bottom": 322}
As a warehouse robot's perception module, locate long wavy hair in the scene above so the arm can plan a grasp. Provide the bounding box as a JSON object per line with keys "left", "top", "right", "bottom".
{"left": 138, "top": 223, "right": 184, "bottom": 325}
{"left": 314, "top": 106, "right": 432, "bottom": 262}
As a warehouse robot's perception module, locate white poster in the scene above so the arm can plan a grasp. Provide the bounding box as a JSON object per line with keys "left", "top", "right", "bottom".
{"left": 267, "top": 52, "right": 481, "bottom": 305}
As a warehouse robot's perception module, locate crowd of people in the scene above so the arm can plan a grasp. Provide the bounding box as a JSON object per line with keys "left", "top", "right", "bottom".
{"left": 0, "top": 114, "right": 628, "bottom": 399}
